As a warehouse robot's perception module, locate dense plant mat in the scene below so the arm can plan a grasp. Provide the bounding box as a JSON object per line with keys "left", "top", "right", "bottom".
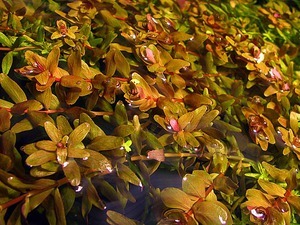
{"left": 1, "top": 0, "right": 300, "bottom": 224}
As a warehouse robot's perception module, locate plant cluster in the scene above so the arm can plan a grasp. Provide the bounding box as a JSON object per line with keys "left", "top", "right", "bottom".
{"left": 0, "top": 0, "right": 300, "bottom": 224}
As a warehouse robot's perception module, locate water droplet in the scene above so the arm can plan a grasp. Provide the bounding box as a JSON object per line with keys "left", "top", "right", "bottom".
{"left": 210, "top": 141, "right": 222, "bottom": 150}
{"left": 75, "top": 185, "right": 83, "bottom": 192}
{"left": 257, "top": 131, "right": 268, "bottom": 141}
{"left": 87, "top": 83, "right": 92, "bottom": 90}
{"left": 183, "top": 176, "right": 187, "bottom": 181}
{"left": 218, "top": 215, "right": 227, "bottom": 225}
{"left": 7, "top": 176, "right": 14, "bottom": 181}
{"left": 63, "top": 161, "right": 69, "bottom": 167}
{"left": 82, "top": 157, "right": 88, "bottom": 160}
{"left": 103, "top": 206, "right": 107, "bottom": 210}
{"left": 250, "top": 207, "right": 267, "bottom": 221}
{"left": 106, "top": 166, "right": 113, "bottom": 173}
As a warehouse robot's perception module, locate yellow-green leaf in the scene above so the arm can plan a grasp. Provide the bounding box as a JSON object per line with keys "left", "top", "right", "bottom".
{"left": 116, "top": 162, "right": 141, "bottom": 186}
{"left": 2, "top": 51, "right": 13, "bottom": 74}
{"left": 165, "top": 59, "right": 190, "bottom": 73}
{"left": 114, "top": 48, "right": 130, "bottom": 78}
{"left": 106, "top": 210, "right": 137, "bottom": 225}
{"left": 0, "top": 32, "right": 12, "bottom": 47}
{"left": 63, "top": 159, "right": 81, "bottom": 186}
{"left": 22, "top": 188, "right": 54, "bottom": 217}
{"left": 87, "top": 135, "right": 124, "bottom": 151}
{"left": 54, "top": 188, "right": 67, "bottom": 225}
{"left": 35, "top": 140, "right": 57, "bottom": 151}
{"left": 0, "top": 73, "right": 27, "bottom": 103}
{"left": 161, "top": 187, "right": 195, "bottom": 211}
{"left": 86, "top": 178, "right": 105, "bottom": 210}
{"left": 192, "top": 200, "right": 233, "bottom": 225}
{"left": 26, "top": 150, "right": 56, "bottom": 167}
{"left": 78, "top": 149, "right": 112, "bottom": 172}
{"left": 44, "top": 121, "right": 62, "bottom": 143}
{"left": 56, "top": 115, "right": 73, "bottom": 136}
{"left": 258, "top": 179, "right": 286, "bottom": 197}
{"left": 0, "top": 108, "right": 11, "bottom": 132}
{"left": 67, "top": 148, "right": 90, "bottom": 159}
{"left": 68, "top": 122, "right": 90, "bottom": 146}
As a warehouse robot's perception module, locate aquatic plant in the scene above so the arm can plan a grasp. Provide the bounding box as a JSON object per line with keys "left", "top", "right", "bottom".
{"left": 0, "top": 0, "right": 300, "bottom": 224}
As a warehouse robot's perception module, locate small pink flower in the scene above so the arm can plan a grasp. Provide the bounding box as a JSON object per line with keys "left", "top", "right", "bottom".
{"left": 269, "top": 67, "right": 282, "bottom": 80}
{"left": 145, "top": 48, "right": 156, "bottom": 64}
{"left": 281, "top": 82, "right": 290, "bottom": 91}
{"left": 274, "top": 13, "right": 281, "bottom": 18}
{"left": 169, "top": 118, "right": 181, "bottom": 132}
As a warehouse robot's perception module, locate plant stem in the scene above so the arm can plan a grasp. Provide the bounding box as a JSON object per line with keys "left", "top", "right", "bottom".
{"left": 0, "top": 168, "right": 113, "bottom": 212}
{"left": 0, "top": 177, "right": 69, "bottom": 212}
{"left": 0, "top": 46, "right": 37, "bottom": 52}
{"left": 130, "top": 152, "right": 199, "bottom": 161}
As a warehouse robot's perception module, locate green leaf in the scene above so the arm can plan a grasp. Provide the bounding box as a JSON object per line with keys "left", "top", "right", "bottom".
{"left": 44, "top": 121, "right": 62, "bottom": 143}
{"left": 0, "top": 108, "right": 11, "bottom": 132}
{"left": 27, "top": 111, "right": 55, "bottom": 127}
{"left": 287, "top": 195, "right": 300, "bottom": 214}
{"left": 2, "top": 51, "right": 13, "bottom": 74}
{"left": 165, "top": 59, "right": 190, "bottom": 73}
{"left": 30, "top": 167, "right": 56, "bottom": 177}
{"left": 54, "top": 188, "right": 67, "bottom": 225}
{"left": 161, "top": 187, "right": 196, "bottom": 211}
{"left": 115, "top": 178, "right": 135, "bottom": 204}
{"left": 205, "top": 52, "right": 217, "bottom": 74}
{"left": 116, "top": 162, "right": 141, "bottom": 186}
{"left": 63, "top": 159, "right": 81, "bottom": 186}
{"left": 114, "top": 48, "right": 130, "bottom": 78}
{"left": 87, "top": 135, "right": 124, "bottom": 151}
{"left": 0, "top": 98, "right": 14, "bottom": 108}
{"left": 113, "top": 125, "right": 134, "bottom": 137}
{"left": 0, "top": 153, "right": 12, "bottom": 171}
{"left": 80, "top": 113, "right": 105, "bottom": 139}
{"left": 26, "top": 150, "right": 56, "bottom": 167}
{"left": 192, "top": 200, "right": 233, "bottom": 225}
{"left": 43, "top": 196, "right": 56, "bottom": 225}
{"left": 98, "top": 179, "right": 119, "bottom": 202}
{"left": 60, "top": 185, "right": 76, "bottom": 214}
{"left": 100, "top": 9, "right": 121, "bottom": 28}
{"left": 262, "top": 161, "right": 289, "bottom": 182}
{"left": 258, "top": 179, "right": 286, "bottom": 197}
{"left": 86, "top": 178, "right": 105, "bottom": 210}
{"left": 11, "top": 118, "right": 33, "bottom": 133}
{"left": 182, "top": 170, "right": 211, "bottom": 198}
{"left": 78, "top": 149, "right": 112, "bottom": 172}
{"left": 268, "top": 207, "right": 286, "bottom": 225}
{"left": 68, "top": 148, "right": 90, "bottom": 159}
{"left": 68, "top": 49, "right": 82, "bottom": 77}
{"left": 106, "top": 210, "right": 138, "bottom": 225}
{"left": 56, "top": 115, "right": 73, "bottom": 136}
{"left": 213, "top": 175, "right": 238, "bottom": 195}
{"left": 105, "top": 48, "right": 117, "bottom": 77}
{"left": 36, "top": 140, "right": 57, "bottom": 151}
{"left": 144, "top": 130, "right": 163, "bottom": 149}
{"left": 0, "top": 32, "right": 12, "bottom": 47}
{"left": 22, "top": 188, "right": 54, "bottom": 217}
{"left": 10, "top": 100, "right": 43, "bottom": 114}
{"left": 7, "top": 203, "right": 22, "bottom": 225}
{"left": 68, "top": 122, "right": 90, "bottom": 146}
{"left": 0, "top": 73, "right": 27, "bottom": 103}
{"left": 290, "top": 111, "right": 300, "bottom": 134}
{"left": 56, "top": 146, "right": 67, "bottom": 165}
